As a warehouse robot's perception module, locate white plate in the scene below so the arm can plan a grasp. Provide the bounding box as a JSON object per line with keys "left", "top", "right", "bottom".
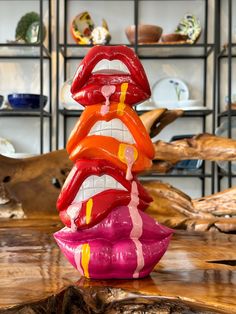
{"left": 2, "top": 152, "right": 36, "bottom": 159}
{"left": 138, "top": 100, "right": 204, "bottom": 111}
{"left": 0, "top": 138, "right": 15, "bottom": 155}
{"left": 215, "top": 119, "right": 236, "bottom": 174}
{"left": 60, "top": 79, "right": 84, "bottom": 110}
{"left": 152, "top": 77, "right": 189, "bottom": 106}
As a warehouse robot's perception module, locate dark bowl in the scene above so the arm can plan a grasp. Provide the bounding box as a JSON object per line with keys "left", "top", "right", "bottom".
{"left": 8, "top": 94, "right": 48, "bottom": 110}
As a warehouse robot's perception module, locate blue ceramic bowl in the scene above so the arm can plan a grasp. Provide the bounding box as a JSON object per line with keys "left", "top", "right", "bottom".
{"left": 8, "top": 94, "right": 48, "bottom": 110}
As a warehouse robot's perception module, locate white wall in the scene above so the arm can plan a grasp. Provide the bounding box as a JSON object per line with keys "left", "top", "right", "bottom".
{"left": 1, "top": 0, "right": 234, "bottom": 198}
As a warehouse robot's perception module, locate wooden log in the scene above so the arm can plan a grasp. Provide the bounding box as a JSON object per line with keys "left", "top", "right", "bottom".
{"left": 0, "top": 218, "right": 235, "bottom": 313}
{"left": 143, "top": 181, "right": 236, "bottom": 233}
{"left": 140, "top": 108, "right": 183, "bottom": 138}
{"left": 0, "top": 151, "right": 72, "bottom": 218}
{"left": 153, "top": 134, "right": 236, "bottom": 171}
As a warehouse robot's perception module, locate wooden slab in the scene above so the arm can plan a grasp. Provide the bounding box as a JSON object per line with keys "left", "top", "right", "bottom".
{"left": 0, "top": 218, "right": 235, "bottom": 313}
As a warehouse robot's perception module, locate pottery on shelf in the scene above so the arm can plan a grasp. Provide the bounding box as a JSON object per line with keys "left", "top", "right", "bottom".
{"left": 161, "top": 33, "right": 188, "bottom": 43}
{"left": 71, "top": 12, "right": 111, "bottom": 45}
{"left": 175, "top": 13, "right": 201, "bottom": 44}
{"left": 8, "top": 94, "right": 48, "bottom": 110}
{"left": 125, "top": 24, "right": 163, "bottom": 44}
{"left": 15, "top": 11, "right": 46, "bottom": 44}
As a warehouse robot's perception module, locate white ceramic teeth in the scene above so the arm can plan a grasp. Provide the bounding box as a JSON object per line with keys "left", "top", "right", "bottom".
{"left": 92, "top": 59, "right": 130, "bottom": 74}
{"left": 72, "top": 175, "right": 127, "bottom": 203}
{"left": 89, "top": 118, "right": 135, "bottom": 144}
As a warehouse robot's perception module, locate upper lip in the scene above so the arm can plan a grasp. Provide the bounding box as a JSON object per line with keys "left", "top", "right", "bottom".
{"left": 57, "top": 159, "right": 153, "bottom": 229}
{"left": 70, "top": 45, "right": 151, "bottom": 106}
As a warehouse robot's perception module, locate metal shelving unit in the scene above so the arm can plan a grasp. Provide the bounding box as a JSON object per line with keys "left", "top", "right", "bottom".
{"left": 216, "top": 0, "right": 235, "bottom": 190}
{"left": 0, "top": 0, "right": 52, "bottom": 154}
{"left": 56, "top": 0, "right": 216, "bottom": 196}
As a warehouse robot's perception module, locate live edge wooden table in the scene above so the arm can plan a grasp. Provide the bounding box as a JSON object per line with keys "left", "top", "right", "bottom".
{"left": 0, "top": 217, "right": 236, "bottom": 314}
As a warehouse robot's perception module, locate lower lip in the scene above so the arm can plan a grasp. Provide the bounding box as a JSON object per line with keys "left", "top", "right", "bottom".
{"left": 72, "top": 80, "right": 150, "bottom": 106}
{"left": 59, "top": 188, "right": 150, "bottom": 230}
{"left": 54, "top": 205, "right": 173, "bottom": 279}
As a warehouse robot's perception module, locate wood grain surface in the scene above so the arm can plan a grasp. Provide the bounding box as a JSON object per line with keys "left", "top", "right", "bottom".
{"left": 0, "top": 218, "right": 235, "bottom": 313}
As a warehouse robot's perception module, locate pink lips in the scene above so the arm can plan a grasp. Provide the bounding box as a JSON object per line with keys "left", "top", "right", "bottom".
{"left": 54, "top": 205, "right": 173, "bottom": 279}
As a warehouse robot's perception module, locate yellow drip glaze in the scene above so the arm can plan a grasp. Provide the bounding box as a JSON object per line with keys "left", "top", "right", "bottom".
{"left": 86, "top": 198, "right": 93, "bottom": 225}
{"left": 118, "top": 143, "right": 138, "bottom": 163}
{"left": 117, "top": 83, "right": 128, "bottom": 115}
{"left": 81, "top": 243, "right": 90, "bottom": 278}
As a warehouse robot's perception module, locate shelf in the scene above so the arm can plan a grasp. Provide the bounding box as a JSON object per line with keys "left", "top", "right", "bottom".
{"left": 0, "top": 43, "right": 51, "bottom": 59}
{"left": 59, "top": 109, "right": 83, "bottom": 117}
{"left": 218, "top": 110, "right": 236, "bottom": 117}
{"left": 0, "top": 109, "right": 51, "bottom": 117}
{"left": 139, "top": 169, "right": 211, "bottom": 179}
{"left": 59, "top": 43, "right": 214, "bottom": 60}
{"left": 59, "top": 108, "right": 212, "bottom": 118}
{"left": 218, "top": 44, "right": 236, "bottom": 58}
{"left": 137, "top": 108, "right": 213, "bottom": 117}
{"left": 218, "top": 171, "right": 236, "bottom": 178}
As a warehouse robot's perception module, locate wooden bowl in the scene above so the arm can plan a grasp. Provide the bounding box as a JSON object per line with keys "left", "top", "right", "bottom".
{"left": 161, "top": 33, "right": 188, "bottom": 43}
{"left": 125, "top": 24, "right": 163, "bottom": 44}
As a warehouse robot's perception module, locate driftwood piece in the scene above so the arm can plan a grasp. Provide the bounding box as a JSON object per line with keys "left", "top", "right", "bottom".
{"left": 140, "top": 108, "right": 183, "bottom": 138}
{"left": 154, "top": 133, "right": 236, "bottom": 162}
{"left": 0, "top": 183, "right": 24, "bottom": 219}
{"left": 143, "top": 181, "right": 236, "bottom": 233}
{"left": 0, "top": 151, "right": 72, "bottom": 218}
{"left": 152, "top": 133, "right": 236, "bottom": 172}
{"left": 0, "top": 218, "right": 235, "bottom": 313}
{"left": 139, "top": 110, "right": 236, "bottom": 172}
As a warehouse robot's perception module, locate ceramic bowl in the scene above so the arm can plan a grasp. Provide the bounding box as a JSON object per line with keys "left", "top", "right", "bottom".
{"left": 8, "top": 94, "right": 48, "bottom": 110}
{"left": 161, "top": 33, "right": 188, "bottom": 43}
{"left": 125, "top": 24, "right": 163, "bottom": 44}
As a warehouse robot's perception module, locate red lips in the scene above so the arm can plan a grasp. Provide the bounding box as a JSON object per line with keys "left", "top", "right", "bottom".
{"left": 54, "top": 45, "right": 173, "bottom": 280}
{"left": 57, "top": 159, "right": 153, "bottom": 229}
{"left": 70, "top": 45, "right": 151, "bottom": 106}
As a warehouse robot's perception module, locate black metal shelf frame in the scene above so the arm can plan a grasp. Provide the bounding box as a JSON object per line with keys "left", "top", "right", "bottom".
{"left": 0, "top": 0, "right": 52, "bottom": 154}
{"left": 56, "top": 0, "right": 216, "bottom": 196}
{"left": 0, "top": 110, "right": 51, "bottom": 117}
{"left": 216, "top": 0, "right": 235, "bottom": 190}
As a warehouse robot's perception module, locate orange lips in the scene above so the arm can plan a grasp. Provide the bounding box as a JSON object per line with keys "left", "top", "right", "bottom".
{"left": 67, "top": 102, "right": 154, "bottom": 175}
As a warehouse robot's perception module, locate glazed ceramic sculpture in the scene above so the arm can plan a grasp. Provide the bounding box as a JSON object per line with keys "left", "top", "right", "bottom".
{"left": 54, "top": 45, "right": 173, "bottom": 279}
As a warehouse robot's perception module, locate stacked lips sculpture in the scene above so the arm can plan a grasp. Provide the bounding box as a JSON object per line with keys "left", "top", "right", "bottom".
{"left": 54, "top": 45, "right": 173, "bottom": 279}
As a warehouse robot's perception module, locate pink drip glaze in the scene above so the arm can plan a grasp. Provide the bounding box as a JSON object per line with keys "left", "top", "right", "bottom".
{"left": 124, "top": 146, "right": 136, "bottom": 181}
{"left": 74, "top": 244, "right": 84, "bottom": 276}
{"left": 101, "top": 85, "right": 116, "bottom": 115}
{"left": 67, "top": 203, "right": 82, "bottom": 231}
{"left": 128, "top": 181, "right": 144, "bottom": 278}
